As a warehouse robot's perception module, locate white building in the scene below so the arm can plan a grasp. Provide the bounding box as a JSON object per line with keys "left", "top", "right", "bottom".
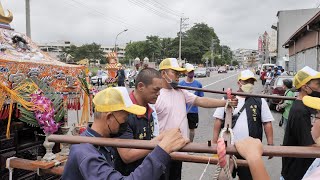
{"left": 233, "top": 49, "right": 262, "bottom": 67}
{"left": 38, "top": 41, "right": 126, "bottom": 62}
{"left": 276, "top": 8, "right": 319, "bottom": 71}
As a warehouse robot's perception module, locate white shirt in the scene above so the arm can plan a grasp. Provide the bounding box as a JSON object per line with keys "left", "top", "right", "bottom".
{"left": 303, "top": 158, "right": 320, "bottom": 179}
{"left": 213, "top": 96, "right": 274, "bottom": 142}
{"left": 265, "top": 71, "right": 273, "bottom": 83}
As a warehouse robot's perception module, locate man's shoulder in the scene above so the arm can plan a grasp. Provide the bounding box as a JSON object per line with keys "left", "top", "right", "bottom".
{"left": 69, "top": 143, "right": 98, "bottom": 161}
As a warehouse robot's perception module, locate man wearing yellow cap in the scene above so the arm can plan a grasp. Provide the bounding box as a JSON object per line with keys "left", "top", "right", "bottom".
{"left": 155, "top": 58, "right": 238, "bottom": 179}
{"left": 281, "top": 66, "right": 320, "bottom": 180}
{"left": 213, "top": 69, "right": 274, "bottom": 180}
{"left": 62, "top": 87, "right": 189, "bottom": 180}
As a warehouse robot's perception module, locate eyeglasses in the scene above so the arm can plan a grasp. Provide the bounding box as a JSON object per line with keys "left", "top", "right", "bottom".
{"left": 311, "top": 114, "right": 320, "bottom": 124}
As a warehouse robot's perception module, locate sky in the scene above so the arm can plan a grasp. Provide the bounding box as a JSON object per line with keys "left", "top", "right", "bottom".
{"left": 2, "top": 0, "right": 319, "bottom": 50}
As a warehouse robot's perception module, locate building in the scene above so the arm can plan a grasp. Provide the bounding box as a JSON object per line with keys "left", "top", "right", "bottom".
{"left": 38, "top": 41, "right": 126, "bottom": 62}
{"left": 283, "top": 10, "right": 320, "bottom": 72}
{"left": 276, "top": 8, "right": 319, "bottom": 70}
{"left": 233, "top": 48, "right": 262, "bottom": 67}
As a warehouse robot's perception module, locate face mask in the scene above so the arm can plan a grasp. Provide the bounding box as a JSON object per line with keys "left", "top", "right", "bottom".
{"left": 240, "top": 83, "right": 254, "bottom": 93}
{"left": 307, "top": 85, "right": 320, "bottom": 98}
{"left": 164, "top": 71, "right": 178, "bottom": 89}
{"left": 268, "top": 69, "right": 271, "bottom": 72}
{"left": 108, "top": 113, "right": 128, "bottom": 137}
{"left": 187, "top": 72, "right": 194, "bottom": 78}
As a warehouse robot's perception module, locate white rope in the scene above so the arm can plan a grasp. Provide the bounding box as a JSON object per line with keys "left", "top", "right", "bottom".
{"left": 198, "top": 157, "right": 211, "bottom": 180}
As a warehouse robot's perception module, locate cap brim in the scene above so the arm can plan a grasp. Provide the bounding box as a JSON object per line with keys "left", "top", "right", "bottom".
{"left": 239, "top": 77, "right": 257, "bottom": 81}
{"left": 186, "top": 69, "right": 194, "bottom": 73}
{"left": 303, "top": 96, "right": 320, "bottom": 110}
{"left": 171, "top": 67, "right": 186, "bottom": 72}
{"left": 123, "top": 104, "right": 146, "bottom": 115}
{"left": 311, "top": 73, "right": 320, "bottom": 81}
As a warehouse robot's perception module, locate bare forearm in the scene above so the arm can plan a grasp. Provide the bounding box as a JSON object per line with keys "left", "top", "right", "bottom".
{"left": 194, "top": 97, "right": 226, "bottom": 108}
{"left": 117, "top": 148, "right": 151, "bottom": 164}
{"left": 247, "top": 157, "right": 270, "bottom": 180}
{"left": 212, "top": 119, "right": 222, "bottom": 143}
{"left": 263, "top": 122, "right": 273, "bottom": 145}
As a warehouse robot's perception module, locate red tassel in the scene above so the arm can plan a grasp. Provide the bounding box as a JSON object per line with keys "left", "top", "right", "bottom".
{"left": 77, "top": 98, "right": 81, "bottom": 110}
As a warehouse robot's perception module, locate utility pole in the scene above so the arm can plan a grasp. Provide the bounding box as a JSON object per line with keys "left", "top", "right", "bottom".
{"left": 211, "top": 38, "right": 218, "bottom": 67}
{"left": 178, "top": 17, "right": 188, "bottom": 61}
{"left": 26, "top": 0, "right": 31, "bottom": 38}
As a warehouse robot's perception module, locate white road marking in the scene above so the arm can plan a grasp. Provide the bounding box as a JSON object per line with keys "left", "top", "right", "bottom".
{"left": 203, "top": 73, "right": 238, "bottom": 88}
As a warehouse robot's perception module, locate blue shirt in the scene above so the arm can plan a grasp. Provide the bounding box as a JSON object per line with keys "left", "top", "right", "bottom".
{"left": 179, "top": 80, "right": 204, "bottom": 113}
{"left": 62, "top": 127, "right": 170, "bottom": 180}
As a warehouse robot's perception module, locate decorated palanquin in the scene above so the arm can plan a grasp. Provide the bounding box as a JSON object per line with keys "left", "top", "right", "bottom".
{"left": 0, "top": 30, "right": 84, "bottom": 92}
{"left": 105, "top": 52, "right": 119, "bottom": 87}
{"left": 0, "top": 3, "right": 88, "bottom": 179}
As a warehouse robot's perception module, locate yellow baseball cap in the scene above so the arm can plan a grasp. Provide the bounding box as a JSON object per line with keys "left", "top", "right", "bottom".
{"left": 238, "top": 70, "right": 257, "bottom": 81}
{"left": 185, "top": 63, "right": 195, "bottom": 72}
{"left": 159, "top": 58, "right": 186, "bottom": 72}
{"left": 303, "top": 96, "right": 320, "bottom": 110}
{"left": 294, "top": 66, "right": 320, "bottom": 89}
{"left": 93, "top": 87, "right": 146, "bottom": 115}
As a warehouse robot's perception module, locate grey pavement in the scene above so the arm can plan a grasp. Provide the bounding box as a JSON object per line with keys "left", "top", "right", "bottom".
{"left": 181, "top": 70, "right": 283, "bottom": 180}
{"left": 70, "top": 71, "right": 283, "bottom": 179}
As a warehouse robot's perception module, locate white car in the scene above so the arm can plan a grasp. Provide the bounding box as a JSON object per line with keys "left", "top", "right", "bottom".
{"left": 91, "top": 72, "right": 108, "bottom": 85}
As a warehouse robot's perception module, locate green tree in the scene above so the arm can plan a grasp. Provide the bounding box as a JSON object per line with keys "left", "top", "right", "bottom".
{"left": 60, "top": 43, "right": 105, "bottom": 65}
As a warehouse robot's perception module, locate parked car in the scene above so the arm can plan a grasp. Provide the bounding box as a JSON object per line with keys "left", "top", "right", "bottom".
{"left": 267, "top": 75, "right": 295, "bottom": 110}
{"left": 91, "top": 72, "right": 108, "bottom": 85}
{"left": 218, "top": 67, "right": 227, "bottom": 73}
{"left": 194, "top": 68, "right": 210, "bottom": 77}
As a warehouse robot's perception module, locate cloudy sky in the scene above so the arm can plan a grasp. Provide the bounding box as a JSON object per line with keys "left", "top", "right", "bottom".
{"left": 2, "top": 0, "right": 319, "bottom": 50}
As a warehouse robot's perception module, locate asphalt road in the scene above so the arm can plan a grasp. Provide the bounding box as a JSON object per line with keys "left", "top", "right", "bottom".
{"left": 180, "top": 70, "right": 283, "bottom": 180}
{"left": 68, "top": 70, "right": 283, "bottom": 179}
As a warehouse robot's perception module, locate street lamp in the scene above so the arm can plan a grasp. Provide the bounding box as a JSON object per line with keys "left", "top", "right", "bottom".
{"left": 114, "top": 29, "right": 128, "bottom": 52}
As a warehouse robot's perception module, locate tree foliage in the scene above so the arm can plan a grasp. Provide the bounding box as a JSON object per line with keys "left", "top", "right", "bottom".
{"left": 60, "top": 43, "right": 106, "bottom": 64}
{"left": 124, "top": 23, "right": 234, "bottom": 66}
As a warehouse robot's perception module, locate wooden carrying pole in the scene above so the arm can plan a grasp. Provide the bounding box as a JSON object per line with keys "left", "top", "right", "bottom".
{"left": 48, "top": 135, "right": 320, "bottom": 158}
{"left": 173, "top": 84, "right": 296, "bottom": 100}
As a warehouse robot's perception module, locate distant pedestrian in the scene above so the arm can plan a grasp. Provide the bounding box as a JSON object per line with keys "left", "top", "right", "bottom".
{"left": 116, "top": 64, "right": 125, "bottom": 87}
{"left": 276, "top": 79, "right": 294, "bottom": 129}
{"left": 281, "top": 69, "right": 289, "bottom": 76}
{"left": 97, "top": 68, "right": 103, "bottom": 87}
{"left": 260, "top": 69, "right": 267, "bottom": 86}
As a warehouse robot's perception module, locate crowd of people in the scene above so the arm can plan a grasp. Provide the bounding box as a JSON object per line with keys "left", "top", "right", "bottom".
{"left": 62, "top": 58, "right": 320, "bottom": 180}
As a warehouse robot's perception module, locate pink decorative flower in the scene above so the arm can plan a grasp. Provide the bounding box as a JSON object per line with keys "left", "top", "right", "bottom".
{"left": 31, "top": 90, "right": 60, "bottom": 134}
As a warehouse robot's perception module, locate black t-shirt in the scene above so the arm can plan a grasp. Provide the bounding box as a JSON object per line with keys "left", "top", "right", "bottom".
{"left": 281, "top": 100, "right": 316, "bottom": 180}
{"left": 114, "top": 112, "right": 154, "bottom": 175}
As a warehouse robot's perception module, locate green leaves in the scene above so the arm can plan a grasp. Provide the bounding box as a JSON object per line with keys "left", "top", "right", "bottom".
{"left": 17, "top": 78, "right": 65, "bottom": 127}
{"left": 124, "top": 23, "right": 233, "bottom": 65}
{"left": 60, "top": 43, "right": 105, "bottom": 64}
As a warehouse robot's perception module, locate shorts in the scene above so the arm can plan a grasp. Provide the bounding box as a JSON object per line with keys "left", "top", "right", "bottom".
{"left": 187, "top": 113, "right": 199, "bottom": 129}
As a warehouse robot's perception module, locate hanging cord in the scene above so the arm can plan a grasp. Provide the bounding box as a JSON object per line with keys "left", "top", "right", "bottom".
{"left": 213, "top": 127, "right": 234, "bottom": 180}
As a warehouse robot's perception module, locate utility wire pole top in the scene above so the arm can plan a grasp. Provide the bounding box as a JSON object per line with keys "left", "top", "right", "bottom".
{"left": 178, "top": 16, "right": 188, "bottom": 61}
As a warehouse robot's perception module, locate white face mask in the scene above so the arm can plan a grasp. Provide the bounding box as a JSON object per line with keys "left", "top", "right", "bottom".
{"left": 240, "top": 83, "right": 254, "bottom": 93}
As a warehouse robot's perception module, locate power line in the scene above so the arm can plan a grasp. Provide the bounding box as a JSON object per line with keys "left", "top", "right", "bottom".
{"left": 128, "top": 0, "right": 179, "bottom": 22}
{"left": 141, "top": 0, "right": 182, "bottom": 17}
{"left": 68, "top": 0, "right": 144, "bottom": 32}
